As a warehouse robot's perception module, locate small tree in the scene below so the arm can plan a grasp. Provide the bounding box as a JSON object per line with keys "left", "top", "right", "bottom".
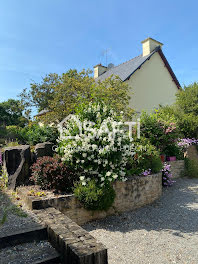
{"left": 20, "top": 69, "right": 134, "bottom": 123}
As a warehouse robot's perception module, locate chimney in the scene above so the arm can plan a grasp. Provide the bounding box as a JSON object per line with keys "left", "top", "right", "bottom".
{"left": 141, "top": 37, "right": 163, "bottom": 57}
{"left": 93, "top": 64, "right": 107, "bottom": 79}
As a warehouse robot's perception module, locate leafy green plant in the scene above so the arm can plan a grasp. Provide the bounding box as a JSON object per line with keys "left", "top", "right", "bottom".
{"left": 74, "top": 180, "right": 115, "bottom": 211}
{"left": 127, "top": 137, "right": 162, "bottom": 176}
{"left": 183, "top": 158, "right": 198, "bottom": 178}
{"left": 140, "top": 111, "right": 182, "bottom": 156}
{"left": 0, "top": 194, "right": 27, "bottom": 226}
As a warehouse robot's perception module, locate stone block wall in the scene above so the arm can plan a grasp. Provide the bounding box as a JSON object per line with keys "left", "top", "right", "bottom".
{"left": 186, "top": 145, "right": 198, "bottom": 163}
{"left": 48, "top": 173, "right": 162, "bottom": 225}
{"left": 18, "top": 172, "right": 162, "bottom": 225}
{"left": 166, "top": 160, "right": 185, "bottom": 179}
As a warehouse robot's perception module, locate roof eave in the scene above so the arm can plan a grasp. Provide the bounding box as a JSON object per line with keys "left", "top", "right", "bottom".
{"left": 123, "top": 46, "right": 161, "bottom": 82}
{"left": 157, "top": 49, "right": 181, "bottom": 90}
{"left": 123, "top": 47, "right": 181, "bottom": 90}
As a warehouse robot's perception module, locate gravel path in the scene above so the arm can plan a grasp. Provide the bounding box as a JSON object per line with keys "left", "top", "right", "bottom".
{"left": 83, "top": 178, "right": 198, "bottom": 264}
{"left": 0, "top": 190, "right": 41, "bottom": 237}
{"left": 0, "top": 241, "right": 58, "bottom": 264}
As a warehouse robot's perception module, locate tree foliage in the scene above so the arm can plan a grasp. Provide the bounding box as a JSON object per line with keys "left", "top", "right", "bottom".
{"left": 158, "top": 83, "right": 198, "bottom": 138}
{"left": 0, "top": 99, "right": 28, "bottom": 127}
{"left": 20, "top": 69, "right": 134, "bottom": 123}
{"left": 175, "top": 82, "right": 198, "bottom": 137}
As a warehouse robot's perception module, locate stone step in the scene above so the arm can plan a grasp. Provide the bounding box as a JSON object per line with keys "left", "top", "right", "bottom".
{"left": 0, "top": 240, "right": 61, "bottom": 264}
{"left": 0, "top": 226, "right": 47, "bottom": 249}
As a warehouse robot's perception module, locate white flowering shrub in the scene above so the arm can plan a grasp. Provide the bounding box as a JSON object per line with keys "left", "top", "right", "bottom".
{"left": 57, "top": 102, "right": 133, "bottom": 186}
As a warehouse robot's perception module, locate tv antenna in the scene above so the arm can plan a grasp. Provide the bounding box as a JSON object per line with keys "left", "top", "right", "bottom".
{"left": 101, "top": 48, "right": 110, "bottom": 66}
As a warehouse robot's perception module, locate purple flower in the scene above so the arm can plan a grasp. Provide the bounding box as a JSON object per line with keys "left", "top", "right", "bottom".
{"left": 177, "top": 138, "right": 198, "bottom": 151}
{"left": 162, "top": 163, "right": 175, "bottom": 187}
{"left": 142, "top": 169, "right": 151, "bottom": 176}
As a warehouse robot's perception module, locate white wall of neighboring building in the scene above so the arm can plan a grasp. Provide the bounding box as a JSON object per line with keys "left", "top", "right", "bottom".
{"left": 126, "top": 52, "right": 179, "bottom": 113}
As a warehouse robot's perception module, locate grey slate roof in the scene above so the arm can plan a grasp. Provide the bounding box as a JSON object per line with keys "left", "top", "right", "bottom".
{"left": 96, "top": 47, "right": 160, "bottom": 82}
{"left": 34, "top": 109, "right": 50, "bottom": 117}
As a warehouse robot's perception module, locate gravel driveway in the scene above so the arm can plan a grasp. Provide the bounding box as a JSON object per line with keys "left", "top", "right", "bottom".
{"left": 83, "top": 178, "right": 198, "bottom": 264}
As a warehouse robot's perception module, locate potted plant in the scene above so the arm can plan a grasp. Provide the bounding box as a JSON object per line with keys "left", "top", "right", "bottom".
{"left": 164, "top": 144, "right": 179, "bottom": 161}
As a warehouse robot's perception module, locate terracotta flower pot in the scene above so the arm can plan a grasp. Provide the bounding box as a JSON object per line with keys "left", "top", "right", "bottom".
{"left": 160, "top": 154, "right": 166, "bottom": 162}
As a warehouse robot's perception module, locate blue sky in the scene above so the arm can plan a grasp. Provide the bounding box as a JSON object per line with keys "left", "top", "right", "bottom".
{"left": 0, "top": 0, "right": 198, "bottom": 107}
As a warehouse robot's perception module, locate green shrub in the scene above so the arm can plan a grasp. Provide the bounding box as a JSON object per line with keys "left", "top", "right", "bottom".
{"left": 183, "top": 158, "right": 198, "bottom": 178}
{"left": 30, "top": 156, "right": 78, "bottom": 192}
{"left": 140, "top": 111, "right": 182, "bottom": 156}
{"left": 74, "top": 180, "right": 115, "bottom": 211}
{"left": 6, "top": 123, "right": 58, "bottom": 145}
{"left": 127, "top": 137, "right": 162, "bottom": 176}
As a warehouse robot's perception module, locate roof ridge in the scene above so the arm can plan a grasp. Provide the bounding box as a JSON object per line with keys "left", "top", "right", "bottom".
{"left": 96, "top": 47, "right": 160, "bottom": 81}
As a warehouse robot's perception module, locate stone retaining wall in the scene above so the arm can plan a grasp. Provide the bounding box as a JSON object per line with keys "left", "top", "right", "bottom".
{"left": 186, "top": 145, "right": 198, "bottom": 163}
{"left": 166, "top": 160, "right": 185, "bottom": 179}
{"left": 18, "top": 172, "right": 162, "bottom": 225}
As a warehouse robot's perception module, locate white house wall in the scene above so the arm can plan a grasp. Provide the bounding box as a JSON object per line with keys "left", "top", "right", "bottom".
{"left": 126, "top": 52, "right": 179, "bottom": 113}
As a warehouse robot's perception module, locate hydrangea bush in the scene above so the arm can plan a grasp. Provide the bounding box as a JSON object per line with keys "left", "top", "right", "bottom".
{"left": 57, "top": 102, "right": 134, "bottom": 186}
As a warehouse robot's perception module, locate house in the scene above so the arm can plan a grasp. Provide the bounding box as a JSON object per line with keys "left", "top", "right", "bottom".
{"left": 94, "top": 38, "right": 181, "bottom": 113}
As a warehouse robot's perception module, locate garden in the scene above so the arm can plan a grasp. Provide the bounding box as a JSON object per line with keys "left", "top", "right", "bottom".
{"left": 0, "top": 72, "right": 198, "bottom": 221}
